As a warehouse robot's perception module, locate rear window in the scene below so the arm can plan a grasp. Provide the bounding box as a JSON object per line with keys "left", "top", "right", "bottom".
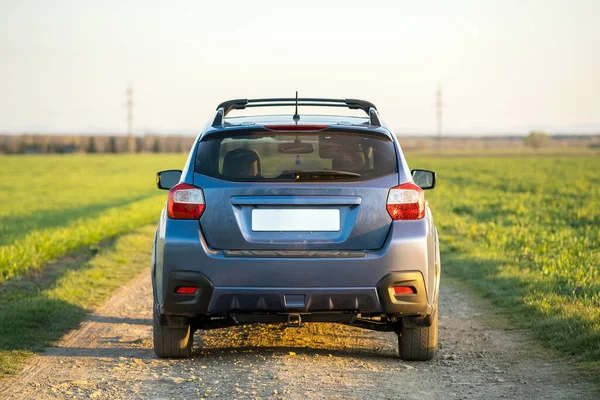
{"left": 194, "top": 131, "right": 397, "bottom": 182}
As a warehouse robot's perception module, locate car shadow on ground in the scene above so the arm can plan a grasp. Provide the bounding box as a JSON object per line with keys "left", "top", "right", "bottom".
{"left": 40, "top": 346, "right": 155, "bottom": 359}
{"left": 86, "top": 315, "right": 152, "bottom": 326}
{"left": 192, "top": 345, "right": 399, "bottom": 362}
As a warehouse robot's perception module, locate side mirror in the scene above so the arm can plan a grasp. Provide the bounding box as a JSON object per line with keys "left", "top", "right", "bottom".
{"left": 411, "top": 169, "right": 436, "bottom": 190}
{"left": 156, "top": 170, "right": 182, "bottom": 190}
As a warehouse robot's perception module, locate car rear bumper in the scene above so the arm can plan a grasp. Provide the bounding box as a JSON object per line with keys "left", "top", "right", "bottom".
{"left": 155, "top": 218, "right": 438, "bottom": 319}
{"left": 159, "top": 270, "right": 432, "bottom": 319}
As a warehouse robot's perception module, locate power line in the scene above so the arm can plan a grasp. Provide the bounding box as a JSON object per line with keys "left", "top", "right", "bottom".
{"left": 126, "top": 83, "right": 134, "bottom": 153}
{"left": 436, "top": 83, "right": 443, "bottom": 153}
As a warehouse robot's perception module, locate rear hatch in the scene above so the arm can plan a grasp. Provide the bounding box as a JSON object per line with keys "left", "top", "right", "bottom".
{"left": 194, "top": 128, "right": 398, "bottom": 251}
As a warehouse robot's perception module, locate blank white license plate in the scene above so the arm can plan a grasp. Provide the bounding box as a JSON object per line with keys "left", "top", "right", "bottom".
{"left": 252, "top": 209, "right": 340, "bottom": 232}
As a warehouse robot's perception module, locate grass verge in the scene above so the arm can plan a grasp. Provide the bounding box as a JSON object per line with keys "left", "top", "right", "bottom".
{"left": 0, "top": 196, "right": 164, "bottom": 283}
{"left": 0, "top": 225, "right": 154, "bottom": 376}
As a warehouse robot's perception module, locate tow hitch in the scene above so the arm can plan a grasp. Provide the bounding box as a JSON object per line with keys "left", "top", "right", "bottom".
{"left": 287, "top": 313, "right": 302, "bottom": 327}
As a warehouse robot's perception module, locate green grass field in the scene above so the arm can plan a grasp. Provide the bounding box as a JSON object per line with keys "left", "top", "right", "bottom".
{"left": 0, "top": 153, "right": 598, "bottom": 376}
{"left": 0, "top": 154, "right": 185, "bottom": 283}
{"left": 407, "top": 154, "right": 600, "bottom": 365}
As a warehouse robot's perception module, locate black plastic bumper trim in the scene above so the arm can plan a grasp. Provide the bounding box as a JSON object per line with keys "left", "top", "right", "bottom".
{"left": 160, "top": 271, "right": 214, "bottom": 318}
{"left": 375, "top": 271, "right": 432, "bottom": 316}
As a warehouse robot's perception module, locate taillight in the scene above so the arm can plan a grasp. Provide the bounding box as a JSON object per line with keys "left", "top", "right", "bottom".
{"left": 175, "top": 286, "right": 198, "bottom": 295}
{"left": 167, "top": 183, "right": 205, "bottom": 220}
{"left": 386, "top": 182, "right": 425, "bottom": 220}
{"left": 393, "top": 286, "right": 417, "bottom": 295}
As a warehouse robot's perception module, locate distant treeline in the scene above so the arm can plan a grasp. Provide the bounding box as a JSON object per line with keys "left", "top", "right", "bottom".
{"left": 398, "top": 131, "right": 600, "bottom": 151}
{"left": 0, "top": 134, "right": 196, "bottom": 154}
{"left": 0, "top": 132, "right": 598, "bottom": 155}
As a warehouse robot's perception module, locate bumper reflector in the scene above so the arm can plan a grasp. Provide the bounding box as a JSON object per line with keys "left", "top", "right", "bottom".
{"left": 175, "top": 286, "right": 197, "bottom": 295}
{"left": 393, "top": 286, "right": 416, "bottom": 295}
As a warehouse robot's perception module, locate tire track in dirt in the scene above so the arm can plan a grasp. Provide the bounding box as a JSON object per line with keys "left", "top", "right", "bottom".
{"left": 0, "top": 273, "right": 596, "bottom": 399}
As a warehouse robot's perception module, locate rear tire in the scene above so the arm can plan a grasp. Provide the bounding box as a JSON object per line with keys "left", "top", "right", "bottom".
{"left": 153, "top": 299, "right": 193, "bottom": 359}
{"left": 398, "top": 305, "right": 438, "bottom": 361}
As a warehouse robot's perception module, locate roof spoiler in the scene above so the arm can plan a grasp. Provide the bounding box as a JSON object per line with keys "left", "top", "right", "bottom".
{"left": 211, "top": 97, "right": 381, "bottom": 128}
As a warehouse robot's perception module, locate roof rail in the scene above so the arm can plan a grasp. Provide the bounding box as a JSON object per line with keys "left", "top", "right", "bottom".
{"left": 211, "top": 97, "right": 381, "bottom": 128}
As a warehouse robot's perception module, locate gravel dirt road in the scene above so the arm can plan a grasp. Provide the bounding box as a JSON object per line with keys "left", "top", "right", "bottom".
{"left": 0, "top": 273, "right": 596, "bottom": 400}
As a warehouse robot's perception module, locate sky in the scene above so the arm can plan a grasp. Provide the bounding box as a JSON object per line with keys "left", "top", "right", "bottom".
{"left": 0, "top": 0, "right": 599, "bottom": 135}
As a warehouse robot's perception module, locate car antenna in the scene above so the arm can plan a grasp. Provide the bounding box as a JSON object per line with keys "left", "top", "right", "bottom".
{"left": 293, "top": 90, "right": 300, "bottom": 122}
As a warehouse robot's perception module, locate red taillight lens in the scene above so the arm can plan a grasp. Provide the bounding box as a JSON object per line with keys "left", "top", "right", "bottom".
{"left": 393, "top": 286, "right": 417, "bottom": 295}
{"left": 386, "top": 182, "right": 425, "bottom": 220}
{"left": 175, "top": 286, "right": 197, "bottom": 295}
{"left": 167, "top": 183, "right": 205, "bottom": 220}
{"left": 264, "top": 124, "right": 328, "bottom": 131}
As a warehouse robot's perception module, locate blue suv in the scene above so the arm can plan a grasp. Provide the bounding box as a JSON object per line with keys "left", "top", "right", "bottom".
{"left": 153, "top": 97, "right": 440, "bottom": 360}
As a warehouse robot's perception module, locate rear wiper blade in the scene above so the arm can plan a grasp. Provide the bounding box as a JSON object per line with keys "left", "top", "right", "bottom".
{"left": 293, "top": 170, "right": 361, "bottom": 180}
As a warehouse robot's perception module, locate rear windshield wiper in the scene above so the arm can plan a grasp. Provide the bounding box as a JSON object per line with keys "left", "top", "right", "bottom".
{"left": 292, "top": 170, "right": 361, "bottom": 180}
